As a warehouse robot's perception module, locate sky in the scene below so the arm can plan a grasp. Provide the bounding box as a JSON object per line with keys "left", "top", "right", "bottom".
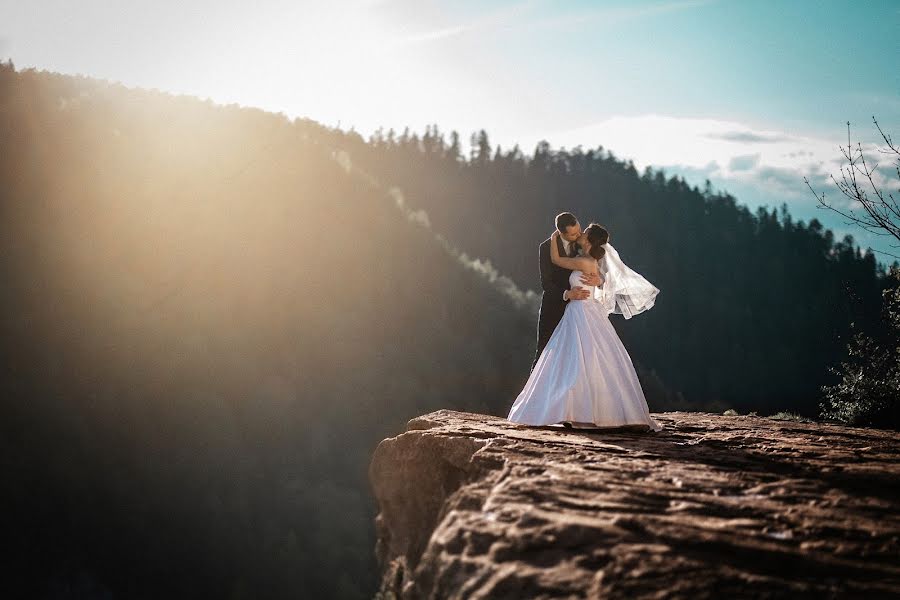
{"left": 2, "top": 0, "right": 899, "bottom": 258}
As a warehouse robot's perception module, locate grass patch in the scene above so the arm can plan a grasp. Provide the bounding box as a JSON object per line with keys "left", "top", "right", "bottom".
{"left": 769, "top": 411, "right": 813, "bottom": 423}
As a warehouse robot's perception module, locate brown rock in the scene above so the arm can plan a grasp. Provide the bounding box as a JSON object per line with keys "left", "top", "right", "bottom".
{"left": 369, "top": 410, "right": 900, "bottom": 599}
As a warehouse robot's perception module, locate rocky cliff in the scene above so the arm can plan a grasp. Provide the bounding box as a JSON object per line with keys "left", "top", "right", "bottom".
{"left": 369, "top": 410, "right": 899, "bottom": 599}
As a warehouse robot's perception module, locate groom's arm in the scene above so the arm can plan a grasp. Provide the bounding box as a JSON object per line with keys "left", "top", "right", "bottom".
{"left": 539, "top": 241, "right": 570, "bottom": 301}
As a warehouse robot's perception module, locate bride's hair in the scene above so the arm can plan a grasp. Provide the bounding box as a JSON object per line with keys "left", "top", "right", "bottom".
{"left": 584, "top": 224, "right": 609, "bottom": 260}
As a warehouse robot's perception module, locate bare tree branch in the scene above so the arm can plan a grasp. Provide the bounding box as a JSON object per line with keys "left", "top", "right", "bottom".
{"left": 806, "top": 117, "right": 900, "bottom": 259}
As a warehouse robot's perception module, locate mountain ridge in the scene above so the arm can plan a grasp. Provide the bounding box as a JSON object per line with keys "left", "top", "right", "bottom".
{"left": 0, "top": 63, "right": 539, "bottom": 598}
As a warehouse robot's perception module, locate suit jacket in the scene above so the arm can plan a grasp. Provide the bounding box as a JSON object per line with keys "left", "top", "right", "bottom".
{"left": 537, "top": 235, "right": 573, "bottom": 333}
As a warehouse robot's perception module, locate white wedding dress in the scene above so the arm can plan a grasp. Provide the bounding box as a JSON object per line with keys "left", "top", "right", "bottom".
{"left": 508, "top": 246, "right": 662, "bottom": 431}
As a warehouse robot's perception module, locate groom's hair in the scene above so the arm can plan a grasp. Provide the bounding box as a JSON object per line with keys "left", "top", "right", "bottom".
{"left": 555, "top": 212, "right": 578, "bottom": 233}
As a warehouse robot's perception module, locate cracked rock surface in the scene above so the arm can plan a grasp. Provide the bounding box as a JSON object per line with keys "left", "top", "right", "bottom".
{"left": 369, "top": 410, "right": 900, "bottom": 599}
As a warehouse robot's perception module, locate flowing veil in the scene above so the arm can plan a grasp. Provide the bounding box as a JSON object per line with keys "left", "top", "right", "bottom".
{"left": 593, "top": 243, "right": 659, "bottom": 319}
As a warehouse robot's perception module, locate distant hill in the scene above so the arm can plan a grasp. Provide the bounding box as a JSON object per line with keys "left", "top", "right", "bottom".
{"left": 0, "top": 63, "right": 547, "bottom": 599}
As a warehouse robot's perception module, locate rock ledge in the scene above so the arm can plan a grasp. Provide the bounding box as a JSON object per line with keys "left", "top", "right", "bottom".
{"left": 369, "top": 410, "right": 899, "bottom": 599}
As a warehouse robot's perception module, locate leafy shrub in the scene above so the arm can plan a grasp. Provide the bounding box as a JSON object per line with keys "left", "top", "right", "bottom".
{"left": 820, "top": 269, "right": 900, "bottom": 429}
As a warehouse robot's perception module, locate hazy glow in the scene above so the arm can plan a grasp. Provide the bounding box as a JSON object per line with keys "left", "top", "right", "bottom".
{"left": 1, "top": 0, "right": 898, "bottom": 253}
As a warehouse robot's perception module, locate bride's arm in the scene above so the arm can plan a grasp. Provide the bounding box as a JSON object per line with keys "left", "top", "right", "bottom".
{"left": 550, "top": 231, "right": 593, "bottom": 271}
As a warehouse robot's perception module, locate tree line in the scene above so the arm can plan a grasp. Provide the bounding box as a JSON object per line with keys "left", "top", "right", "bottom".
{"left": 324, "top": 124, "right": 895, "bottom": 416}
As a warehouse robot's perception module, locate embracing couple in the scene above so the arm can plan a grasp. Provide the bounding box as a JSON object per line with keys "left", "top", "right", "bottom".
{"left": 507, "top": 212, "right": 662, "bottom": 431}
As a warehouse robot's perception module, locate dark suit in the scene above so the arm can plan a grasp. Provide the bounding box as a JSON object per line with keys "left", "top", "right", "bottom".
{"left": 532, "top": 235, "right": 574, "bottom": 371}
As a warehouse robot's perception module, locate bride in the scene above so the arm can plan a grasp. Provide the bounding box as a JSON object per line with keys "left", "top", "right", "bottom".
{"left": 507, "top": 224, "right": 662, "bottom": 431}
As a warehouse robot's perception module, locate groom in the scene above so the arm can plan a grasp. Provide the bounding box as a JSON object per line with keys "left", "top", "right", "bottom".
{"left": 531, "top": 212, "right": 600, "bottom": 371}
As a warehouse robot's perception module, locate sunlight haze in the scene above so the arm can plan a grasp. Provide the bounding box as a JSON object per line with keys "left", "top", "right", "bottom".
{"left": 3, "top": 0, "right": 898, "bottom": 254}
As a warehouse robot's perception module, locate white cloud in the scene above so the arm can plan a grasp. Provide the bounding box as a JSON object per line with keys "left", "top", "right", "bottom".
{"left": 390, "top": 0, "right": 543, "bottom": 46}
{"left": 390, "top": 0, "right": 716, "bottom": 46}
{"left": 546, "top": 113, "right": 893, "bottom": 200}
{"left": 728, "top": 153, "right": 761, "bottom": 171}
{"left": 511, "top": 0, "right": 718, "bottom": 34}
{"left": 706, "top": 131, "right": 790, "bottom": 144}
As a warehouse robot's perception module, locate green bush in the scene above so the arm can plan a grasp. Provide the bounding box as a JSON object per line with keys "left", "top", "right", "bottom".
{"left": 820, "top": 269, "right": 900, "bottom": 429}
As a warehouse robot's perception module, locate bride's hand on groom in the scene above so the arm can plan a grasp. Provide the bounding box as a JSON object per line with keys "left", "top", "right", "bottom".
{"left": 580, "top": 272, "right": 601, "bottom": 287}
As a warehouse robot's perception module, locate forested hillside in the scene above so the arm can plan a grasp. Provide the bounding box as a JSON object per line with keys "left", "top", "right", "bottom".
{"left": 325, "top": 127, "right": 892, "bottom": 414}
{"left": 0, "top": 64, "right": 538, "bottom": 599}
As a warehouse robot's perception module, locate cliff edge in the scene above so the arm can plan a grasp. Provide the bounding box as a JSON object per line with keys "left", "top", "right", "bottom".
{"left": 369, "top": 410, "right": 899, "bottom": 599}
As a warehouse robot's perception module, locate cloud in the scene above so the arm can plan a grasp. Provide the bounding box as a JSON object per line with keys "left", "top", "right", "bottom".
{"left": 754, "top": 165, "right": 807, "bottom": 190}
{"left": 397, "top": 24, "right": 472, "bottom": 44}
{"left": 392, "top": 0, "right": 542, "bottom": 46}
{"left": 392, "top": 0, "right": 716, "bottom": 46}
{"left": 728, "top": 153, "right": 761, "bottom": 171}
{"left": 545, "top": 114, "right": 884, "bottom": 198}
{"left": 706, "top": 131, "right": 792, "bottom": 144}
{"left": 532, "top": 0, "right": 718, "bottom": 31}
